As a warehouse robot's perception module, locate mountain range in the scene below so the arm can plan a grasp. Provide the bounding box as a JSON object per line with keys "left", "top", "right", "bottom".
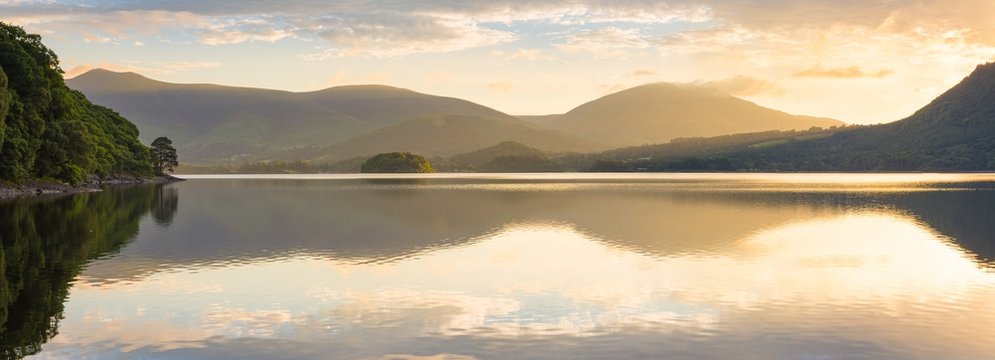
{"left": 68, "top": 69, "right": 843, "bottom": 165}
{"left": 535, "top": 83, "right": 842, "bottom": 147}
{"left": 599, "top": 62, "right": 995, "bottom": 172}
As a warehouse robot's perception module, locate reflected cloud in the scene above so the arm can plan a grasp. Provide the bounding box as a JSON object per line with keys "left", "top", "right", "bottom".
{"left": 47, "top": 211, "right": 995, "bottom": 358}
{"left": 12, "top": 176, "right": 995, "bottom": 359}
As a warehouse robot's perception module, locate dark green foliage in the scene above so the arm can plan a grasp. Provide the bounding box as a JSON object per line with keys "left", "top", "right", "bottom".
{"left": 150, "top": 137, "right": 178, "bottom": 175}
{"left": 360, "top": 152, "right": 435, "bottom": 173}
{"left": 0, "top": 65, "right": 10, "bottom": 150}
{"left": 0, "top": 23, "right": 152, "bottom": 184}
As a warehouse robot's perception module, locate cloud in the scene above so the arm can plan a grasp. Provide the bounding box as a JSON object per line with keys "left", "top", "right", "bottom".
{"left": 3, "top": 1, "right": 709, "bottom": 57}
{"left": 82, "top": 33, "right": 113, "bottom": 43}
{"left": 794, "top": 66, "right": 894, "bottom": 79}
{"left": 627, "top": 69, "right": 658, "bottom": 77}
{"left": 687, "top": 76, "right": 784, "bottom": 96}
{"left": 198, "top": 16, "right": 296, "bottom": 45}
{"left": 307, "top": 14, "right": 517, "bottom": 58}
{"left": 490, "top": 48, "right": 553, "bottom": 62}
{"left": 557, "top": 27, "right": 654, "bottom": 57}
{"left": 487, "top": 81, "right": 514, "bottom": 92}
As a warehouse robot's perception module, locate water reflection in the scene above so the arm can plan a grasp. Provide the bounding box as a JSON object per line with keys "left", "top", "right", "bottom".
{"left": 0, "top": 184, "right": 175, "bottom": 358}
{"left": 2, "top": 175, "right": 994, "bottom": 359}
{"left": 151, "top": 186, "right": 179, "bottom": 227}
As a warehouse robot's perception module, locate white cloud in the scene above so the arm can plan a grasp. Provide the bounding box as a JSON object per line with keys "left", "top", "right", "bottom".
{"left": 686, "top": 76, "right": 784, "bottom": 97}
{"left": 3, "top": 1, "right": 712, "bottom": 56}
{"left": 556, "top": 27, "right": 654, "bottom": 57}
{"left": 301, "top": 14, "right": 516, "bottom": 58}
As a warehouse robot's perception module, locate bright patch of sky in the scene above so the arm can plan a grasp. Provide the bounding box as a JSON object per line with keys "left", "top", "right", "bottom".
{"left": 4, "top": 0, "right": 995, "bottom": 124}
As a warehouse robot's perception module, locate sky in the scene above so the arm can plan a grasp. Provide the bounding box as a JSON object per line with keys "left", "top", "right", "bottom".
{"left": 3, "top": 0, "right": 995, "bottom": 124}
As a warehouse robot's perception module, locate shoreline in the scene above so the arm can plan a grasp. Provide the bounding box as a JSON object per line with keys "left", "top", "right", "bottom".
{"left": 0, "top": 175, "right": 183, "bottom": 200}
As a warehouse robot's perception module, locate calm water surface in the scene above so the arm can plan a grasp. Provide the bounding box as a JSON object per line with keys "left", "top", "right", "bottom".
{"left": 3, "top": 173, "right": 995, "bottom": 359}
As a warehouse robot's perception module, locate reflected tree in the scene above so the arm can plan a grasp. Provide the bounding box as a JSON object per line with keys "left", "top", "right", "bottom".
{"left": 151, "top": 185, "right": 179, "bottom": 227}
{"left": 0, "top": 185, "right": 158, "bottom": 358}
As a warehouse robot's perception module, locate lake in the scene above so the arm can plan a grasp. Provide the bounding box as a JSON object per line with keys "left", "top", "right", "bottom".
{"left": 3, "top": 173, "right": 995, "bottom": 359}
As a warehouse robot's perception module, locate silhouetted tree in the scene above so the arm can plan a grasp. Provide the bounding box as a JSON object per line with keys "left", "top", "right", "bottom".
{"left": 150, "top": 137, "right": 178, "bottom": 175}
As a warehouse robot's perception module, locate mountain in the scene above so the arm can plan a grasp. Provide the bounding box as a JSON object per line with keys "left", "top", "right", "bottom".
{"left": 273, "top": 115, "right": 598, "bottom": 163}
{"left": 617, "top": 63, "right": 995, "bottom": 171}
{"left": 449, "top": 141, "right": 547, "bottom": 169}
{"left": 66, "top": 69, "right": 520, "bottom": 163}
{"left": 547, "top": 83, "right": 844, "bottom": 148}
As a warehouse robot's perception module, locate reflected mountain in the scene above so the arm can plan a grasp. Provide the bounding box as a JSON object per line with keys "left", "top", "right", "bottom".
{"left": 76, "top": 178, "right": 995, "bottom": 284}
{"left": 0, "top": 184, "right": 173, "bottom": 358}
{"left": 3, "top": 177, "right": 995, "bottom": 359}
{"left": 890, "top": 191, "right": 995, "bottom": 263}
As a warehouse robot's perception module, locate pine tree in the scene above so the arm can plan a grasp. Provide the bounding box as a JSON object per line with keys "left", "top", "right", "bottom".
{"left": 150, "top": 136, "right": 178, "bottom": 175}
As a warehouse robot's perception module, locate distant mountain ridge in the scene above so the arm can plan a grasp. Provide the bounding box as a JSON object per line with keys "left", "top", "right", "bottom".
{"left": 546, "top": 83, "right": 843, "bottom": 147}
{"left": 271, "top": 115, "right": 597, "bottom": 163}
{"left": 67, "top": 69, "right": 524, "bottom": 163}
{"left": 615, "top": 62, "right": 995, "bottom": 171}
{"left": 67, "top": 69, "right": 848, "bottom": 167}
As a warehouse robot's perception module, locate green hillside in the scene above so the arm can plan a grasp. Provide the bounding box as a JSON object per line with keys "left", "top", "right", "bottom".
{"left": 548, "top": 83, "right": 843, "bottom": 148}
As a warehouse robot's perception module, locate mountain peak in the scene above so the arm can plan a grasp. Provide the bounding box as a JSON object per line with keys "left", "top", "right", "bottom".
{"left": 551, "top": 80, "right": 842, "bottom": 147}
{"left": 67, "top": 68, "right": 168, "bottom": 92}
{"left": 897, "top": 62, "right": 995, "bottom": 131}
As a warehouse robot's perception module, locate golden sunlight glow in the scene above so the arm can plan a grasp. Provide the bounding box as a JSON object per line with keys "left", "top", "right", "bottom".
{"left": 58, "top": 212, "right": 995, "bottom": 355}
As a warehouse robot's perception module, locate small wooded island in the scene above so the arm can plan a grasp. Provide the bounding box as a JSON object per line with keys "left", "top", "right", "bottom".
{"left": 360, "top": 152, "right": 436, "bottom": 173}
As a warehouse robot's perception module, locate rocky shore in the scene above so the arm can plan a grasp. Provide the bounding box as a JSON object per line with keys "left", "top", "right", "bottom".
{"left": 0, "top": 175, "right": 183, "bottom": 200}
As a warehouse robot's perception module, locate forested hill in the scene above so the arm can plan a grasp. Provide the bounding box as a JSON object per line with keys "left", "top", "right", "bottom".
{"left": 614, "top": 63, "right": 995, "bottom": 172}
{"left": 0, "top": 23, "right": 152, "bottom": 184}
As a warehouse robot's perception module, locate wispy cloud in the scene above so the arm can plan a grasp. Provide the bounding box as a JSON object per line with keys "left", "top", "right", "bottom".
{"left": 306, "top": 14, "right": 517, "bottom": 58}
{"left": 556, "top": 27, "right": 654, "bottom": 57}
{"left": 490, "top": 48, "right": 553, "bottom": 62}
{"left": 627, "top": 69, "right": 657, "bottom": 77}
{"left": 687, "top": 76, "right": 784, "bottom": 96}
{"left": 794, "top": 66, "right": 894, "bottom": 79}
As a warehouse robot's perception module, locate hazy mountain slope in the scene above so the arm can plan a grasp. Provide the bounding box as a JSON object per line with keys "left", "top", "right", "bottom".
{"left": 67, "top": 69, "right": 519, "bottom": 163}
{"left": 449, "top": 141, "right": 547, "bottom": 168}
{"left": 516, "top": 114, "right": 562, "bottom": 127}
{"left": 630, "top": 63, "right": 995, "bottom": 171}
{"left": 550, "top": 83, "right": 843, "bottom": 147}
{"left": 303, "top": 85, "right": 517, "bottom": 126}
{"left": 280, "top": 115, "right": 598, "bottom": 163}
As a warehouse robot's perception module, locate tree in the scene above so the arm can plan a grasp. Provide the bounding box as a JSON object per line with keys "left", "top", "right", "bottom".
{"left": 0, "top": 23, "right": 154, "bottom": 183}
{"left": 360, "top": 152, "right": 435, "bottom": 173}
{"left": 150, "top": 137, "right": 178, "bottom": 175}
